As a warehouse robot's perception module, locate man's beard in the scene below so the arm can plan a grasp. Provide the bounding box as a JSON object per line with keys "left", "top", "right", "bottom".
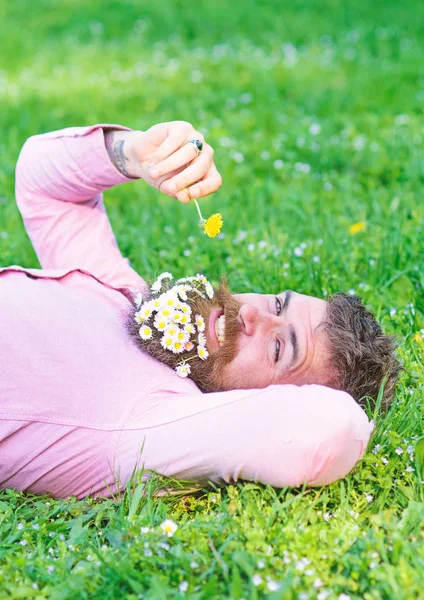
{"left": 124, "top": 278, "right": 242, "bottom": 393}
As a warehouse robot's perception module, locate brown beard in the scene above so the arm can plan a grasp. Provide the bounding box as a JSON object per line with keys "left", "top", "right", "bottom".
{"left": 124, "top": 278, "right": 242, "bottom": 393}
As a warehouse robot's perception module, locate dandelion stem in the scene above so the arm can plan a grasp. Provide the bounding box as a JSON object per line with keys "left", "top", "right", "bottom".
{"left": 192, "top": 199, "right": 205, "bottom": 224}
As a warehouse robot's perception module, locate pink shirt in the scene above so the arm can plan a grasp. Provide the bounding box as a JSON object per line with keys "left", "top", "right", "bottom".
{"left": 0, "top": 125, "right": 374, "bottom": 498}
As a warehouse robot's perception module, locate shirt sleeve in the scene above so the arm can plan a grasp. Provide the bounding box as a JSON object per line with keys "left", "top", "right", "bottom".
{"left": 113, "top": 383, "right": 374, "bottom": 490}
{"left": 15, "top": 124, "right": 146, "bottom": 291}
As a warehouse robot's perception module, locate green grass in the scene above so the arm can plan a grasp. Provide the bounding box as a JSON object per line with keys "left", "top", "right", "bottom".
{"left": 1, "top": 0, "right": 424, "bottom": 597}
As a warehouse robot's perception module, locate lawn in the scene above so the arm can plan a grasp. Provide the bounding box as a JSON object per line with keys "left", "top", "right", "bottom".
{"left": 0, "top": 0, "right": 423, "bottom": 598}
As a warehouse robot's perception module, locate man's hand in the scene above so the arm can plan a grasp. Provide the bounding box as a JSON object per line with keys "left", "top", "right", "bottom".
{"left": 104, "top": 122, "right": 222, "bottom": 203}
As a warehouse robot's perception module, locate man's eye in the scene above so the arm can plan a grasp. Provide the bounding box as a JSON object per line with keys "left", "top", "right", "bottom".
{"left": 275, "top": 339, "right": 281, "bottom": 362}
{"left": 275, "top": 296, "right": 282, "bottom": 316}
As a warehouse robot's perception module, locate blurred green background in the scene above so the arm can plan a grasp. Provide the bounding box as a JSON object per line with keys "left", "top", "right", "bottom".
{"left": 1, "top": 1, "right": 424, "bottom": 598}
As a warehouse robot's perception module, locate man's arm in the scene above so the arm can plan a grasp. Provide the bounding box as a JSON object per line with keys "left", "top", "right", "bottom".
{"left": 15, "top": 121, "right": 221, "bottom": 288}
{"left": 112, "top": 384, "right": 374, "bottom": 492}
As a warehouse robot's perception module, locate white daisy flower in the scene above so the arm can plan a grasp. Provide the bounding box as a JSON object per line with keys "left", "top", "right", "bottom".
{"left": 176, "top": 363, "right": 191, "bottom": 378}
{"left": 198, "top": 332, "right": 207, "bottom": 347}
{"left": 165, "top": 324, "right": 180, "bottom": 339}
{"left": 172, "top": 311, "right": 184, "bottom": 324}
{"left": 154, "top": 314, "right": 168, "bottom": 332}
{"left": 161, "top": 293, "right": 178, "bottom": 308}
{"left": 198, "top": 346, "right": 209, "bottom": 360}
{"left": 176, "top": 330, "right": 189, "bottom": 344}
{"left": 134, "top": 291, "right": 143, "bottom": 308}
{"left": 195, "top": 315, "right": 205, "bottom": 332}
{"left": 184, "top": 341, "right": 194, "bottom": 351}
{"left": 172, "top": 340, "right": 185, "bottom": 354}
{"left": 139, "top": 325, "right": 152, "bottom": 340}
{"left": 160, "top": 519, "right": 178, "bottom": 537}
{"left": 205, "top": 282, "right": 214, "bottom": 299}
{"left": 177, "top": 302, "right": 192, "bottom": 315}
{"left": 134, "top": 304, "right": 153, "bottom": 322}
{"left": 179, "top": 314, "right": 190, "bottom": 326}
{"left": 185, "top": 323, "right": 196, "bottom": 335}
{"left": 161, "top": 335, "right": 174, "bottom": 351}
{"left": 196, "top": 274, "right": 207, "bottom": 284}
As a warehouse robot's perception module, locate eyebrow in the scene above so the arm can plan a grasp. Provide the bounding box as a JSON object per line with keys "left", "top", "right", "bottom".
{"left": 282, "top": 291, "right": 298, "bottom": 367}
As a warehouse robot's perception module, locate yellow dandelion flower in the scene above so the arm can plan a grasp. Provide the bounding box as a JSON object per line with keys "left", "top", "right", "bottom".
{"left": 203, "top": 213, "right": 223, "bottom": 238}
{"left": 193, "top": 199, "right": 223, "bottom": 239}
{"left": 413, "top": 332, "right": 423, "bottom": 343}
{"left": 349, "top": 221, "right": 366, "bottom": 235}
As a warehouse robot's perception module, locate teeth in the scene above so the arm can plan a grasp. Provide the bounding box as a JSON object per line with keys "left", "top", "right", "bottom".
{"left": 215, "top": 314, "right": 225, "bottom": 346}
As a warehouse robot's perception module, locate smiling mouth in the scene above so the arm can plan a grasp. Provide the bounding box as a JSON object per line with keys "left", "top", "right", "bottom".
{"left": 215, "top": 313, "right": 225, "bottom": 346}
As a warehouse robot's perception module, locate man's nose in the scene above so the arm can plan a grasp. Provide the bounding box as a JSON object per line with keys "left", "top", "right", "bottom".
{"left": 238, "top": 304, "right": 279, "bottom": 336}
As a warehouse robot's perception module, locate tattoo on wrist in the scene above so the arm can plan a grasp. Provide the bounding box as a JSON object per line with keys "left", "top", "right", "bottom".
{"left": 105, "top": 132, "right": 131, "bottom": 177}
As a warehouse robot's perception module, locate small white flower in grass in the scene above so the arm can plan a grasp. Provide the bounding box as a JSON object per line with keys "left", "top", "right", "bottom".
{"left": 273, "top": 159, "right": 284, "bottom": 170}
{"left": 140, "top": 526, "right": 152, "bottom": 534}
{"left": 176, "top": 363, "right": 191, "bottom": 378}
{"left": 47, "top": 565, "right": 55, "bottom": 574}
{"left": 17, "top": 523, "right": 24, "bottom": 530}
{"left": 338, "top": 594, "right": 351, "bottom": 600}
{"left": 395, "top": 447, "right": 404, "bottom": 455}
{"left": 32, "top": 523, "right": 40, "bottom": 530}
{"left": 159, "top": 542, "right": 171, "bottom": 551}
{"left": 198, "top": 346, "right": 209, "bottom": 360}
{"left": 294, "top": 247, "right": 304, "bottom": 257}
{"left": 160, "top": 519, "right": 178, "bottom": 537}
{"left": 382, "top": 457, "right": 389, "bottom": 465}
{"left": 309, "top": 123, "right": 321, "bottom": 135}
{"left": 179, "top": 581, "right": 189, "bottom": 593}
{"left": 144, "top": 548, "right": 153, "bottom": 556}
{"left": 405, "top": 466, "right": 414, "bottom": 473}
{"left": 195, "top": 315, "right": 205, "bottom": 332}
{"left": 257, "top": 560, "right": 265, "bottom": 569}
{"left": 20, "top": 540, "right": 27, "bottom": 546}
{"left": 139, "top": 326, "right": 152, "bottom": 340}
{"left": 267, "top": 580, "right": 280, "bottom": 592}
{"left": 317, "top": 592, "right": 329, "bottom": 600}
{"left": 190, "top": 561, "right": 199, "bottom": 569}
{"left": 313, "top": 578, "right": 324, "bottom": 588}
{"left": 252, "top": 574, "right": 263, "bottom": 586}
{"left": 365, "top": 494, "right": 373, "bottom": 503}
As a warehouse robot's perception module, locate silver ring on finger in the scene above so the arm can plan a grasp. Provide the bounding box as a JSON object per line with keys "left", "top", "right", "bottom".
{"left": 185, "top": 138, "right": 203, "bottom": 157}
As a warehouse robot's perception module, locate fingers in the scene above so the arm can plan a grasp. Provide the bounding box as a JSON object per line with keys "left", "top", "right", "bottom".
{"left": 187, "top": 164, "right": 223, "bottom": 200}
{"left": 148, "top": 142, "right": 202, "bottom": 182}
{"left": 149, "top": 121, "right": 203, "bottom": 165}
{"left": 158, "top": 146, "right": 212, "bottom": 196}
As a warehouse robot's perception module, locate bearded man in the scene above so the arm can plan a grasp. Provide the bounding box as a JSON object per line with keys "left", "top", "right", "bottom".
{"left": 0, "top": 121, "right": 399, "bottom": 499}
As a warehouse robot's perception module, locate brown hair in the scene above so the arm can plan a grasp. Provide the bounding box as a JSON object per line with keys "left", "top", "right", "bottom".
{"left": 324, "top": 293, "right": 401, "bottom": 411}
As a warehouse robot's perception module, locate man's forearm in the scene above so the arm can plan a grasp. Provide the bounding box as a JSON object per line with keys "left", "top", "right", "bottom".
{"left": 104, "top": 129, "right": 143, "bottom": 180}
